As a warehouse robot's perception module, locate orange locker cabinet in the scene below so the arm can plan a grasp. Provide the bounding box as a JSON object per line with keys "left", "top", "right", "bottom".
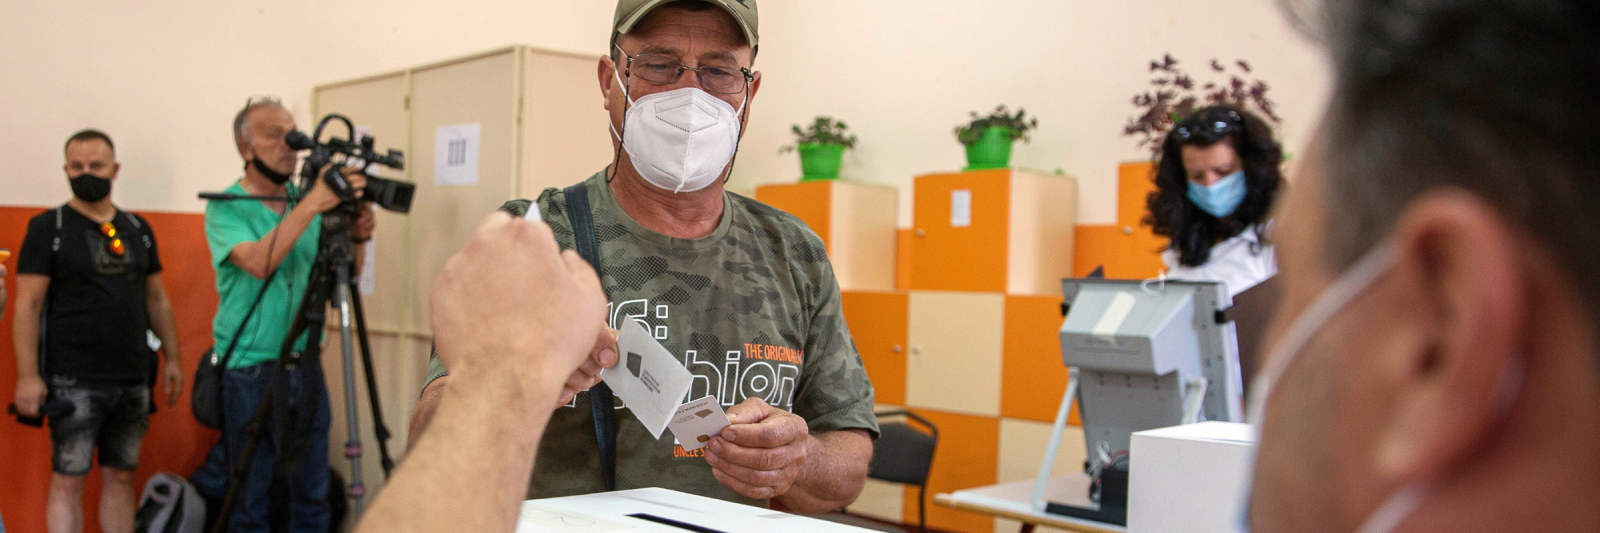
{"left": 1070, "top": 161, "right": 1169, "bottom": 280}
{"left": 839, "top": 290, "right": 908, "bottom": 405}
{"left": 909, "top": 169, "right": 1077, "bottom": 295}
{"left": 754, "top": 180, "right": 898, "bottom": 291}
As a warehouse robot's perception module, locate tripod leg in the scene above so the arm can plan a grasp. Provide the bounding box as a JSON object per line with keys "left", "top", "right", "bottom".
{"left": 347, "top": 287, "right": 395, "bottom": 477}
{"left": 334, "top": 268, "right": 367, "bottom": 518}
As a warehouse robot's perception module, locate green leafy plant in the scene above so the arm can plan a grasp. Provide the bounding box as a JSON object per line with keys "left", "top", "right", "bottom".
{"left": 955, "top": 105, "right": 1038, "bottom": 146}
{"left": 779, "top": 116, "right": 858, "bottom": 154}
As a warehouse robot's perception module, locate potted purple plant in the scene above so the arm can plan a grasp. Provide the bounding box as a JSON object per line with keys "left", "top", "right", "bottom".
{"left": 1123, "top": 54, "right": 1282, "bottom": 156}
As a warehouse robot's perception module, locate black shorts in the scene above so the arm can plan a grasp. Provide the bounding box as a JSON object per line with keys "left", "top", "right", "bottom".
{"left": 48, "top": 384, "right": 150, "bottom": 475}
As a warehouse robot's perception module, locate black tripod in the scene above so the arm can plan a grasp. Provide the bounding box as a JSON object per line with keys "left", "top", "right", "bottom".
{"left": 209, "top": 203, "right": 395, "bottom": 532}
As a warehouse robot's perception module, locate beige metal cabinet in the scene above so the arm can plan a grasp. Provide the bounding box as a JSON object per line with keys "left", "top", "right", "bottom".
{"left": 309, "top": 46, "right": 612, "bottom": 502}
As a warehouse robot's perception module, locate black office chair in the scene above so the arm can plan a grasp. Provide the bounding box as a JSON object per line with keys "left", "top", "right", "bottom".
{"left": 866, "top": 410, "right": 940, "bottom": 533}
{"left": 817, "top": 410, "right": 940, "bottom": 532}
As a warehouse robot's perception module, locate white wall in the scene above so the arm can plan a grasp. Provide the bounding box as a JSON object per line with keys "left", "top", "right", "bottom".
{"left": 0, "top": 0, "right": 1329, "bottom": 226}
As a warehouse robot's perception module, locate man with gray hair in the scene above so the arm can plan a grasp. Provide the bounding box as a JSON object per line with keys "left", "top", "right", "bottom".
{"left": 194, "top": 96, "right": 375, "bottom": 532}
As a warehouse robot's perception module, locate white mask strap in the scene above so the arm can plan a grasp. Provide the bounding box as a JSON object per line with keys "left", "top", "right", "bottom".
{"left": 1354, "top": 481, "right": 1433, "bottom": 533}
{"left": 1247, "top": 244, "right": 1398, "bottom": 425}
{"left": 609, "top": 67, "right": 636, "bottom": 144}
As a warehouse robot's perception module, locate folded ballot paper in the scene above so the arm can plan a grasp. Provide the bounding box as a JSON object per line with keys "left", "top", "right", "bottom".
{"left": 604, "top": 319, "right": 695, "bottom": 439}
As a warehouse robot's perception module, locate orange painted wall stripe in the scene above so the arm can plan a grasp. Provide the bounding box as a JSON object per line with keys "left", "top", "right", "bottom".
{"left": 0, "top": 206, "right": 218, "bottom": 533}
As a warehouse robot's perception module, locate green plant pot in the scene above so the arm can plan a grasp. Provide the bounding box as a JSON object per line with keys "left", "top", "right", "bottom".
{"left": 963, "top": 126, "right": 1015, "bottom": 171}
{"left": 798, "top": 143, "right": 845, "bottom": 181}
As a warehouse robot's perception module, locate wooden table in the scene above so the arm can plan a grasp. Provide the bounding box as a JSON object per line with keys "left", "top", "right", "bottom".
{"left": 934, "top": 474, "right": 1125, "bottom": 533}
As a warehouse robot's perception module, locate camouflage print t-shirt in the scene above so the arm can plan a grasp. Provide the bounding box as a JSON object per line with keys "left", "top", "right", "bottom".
{"left": 424, "top": 171, "right": 879, "bottom": 506}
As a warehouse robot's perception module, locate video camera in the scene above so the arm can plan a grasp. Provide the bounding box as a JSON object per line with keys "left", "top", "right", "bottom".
{"left": 290, "top": 114, "right": 412, "bottom": 213}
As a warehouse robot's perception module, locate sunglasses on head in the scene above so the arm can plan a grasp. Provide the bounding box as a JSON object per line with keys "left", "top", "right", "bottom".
{"left": 1173, "top": 110, "right": 1243, "bottom": 141}
{"left": 100, "top": 222, "right": 124, "bottom": 256}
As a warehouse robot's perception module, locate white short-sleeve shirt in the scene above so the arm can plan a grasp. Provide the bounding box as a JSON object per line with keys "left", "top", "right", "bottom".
{"left": 1162, "top": 227, "right": 1277, "bottom": 297}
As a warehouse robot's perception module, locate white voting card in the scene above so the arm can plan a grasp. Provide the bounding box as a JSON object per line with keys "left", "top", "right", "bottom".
{"left": 523, "top": 201, "right": 542, "bottom": 221}
{"left": 667, "top": 396, "right": 731, "bottom": 452}
{"left": 604, "top": 319, "right": 693, "bottom": 439}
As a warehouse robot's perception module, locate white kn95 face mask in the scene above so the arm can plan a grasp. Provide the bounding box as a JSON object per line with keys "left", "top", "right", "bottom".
{"left": 610, "top": 72, "right": 746, "bottom": 194}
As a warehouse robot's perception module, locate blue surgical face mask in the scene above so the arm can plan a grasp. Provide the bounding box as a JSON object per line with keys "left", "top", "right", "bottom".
{"left": 1188, "top": 170, "right": 1247, "bottom": 218}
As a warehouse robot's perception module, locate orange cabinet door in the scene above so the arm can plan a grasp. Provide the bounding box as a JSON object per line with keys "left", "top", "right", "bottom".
{"left": 909, "top": 170, "right": 1011, "bottom": 293}
{"left": 839, "top": 291, "right": 908, "bottom": 406}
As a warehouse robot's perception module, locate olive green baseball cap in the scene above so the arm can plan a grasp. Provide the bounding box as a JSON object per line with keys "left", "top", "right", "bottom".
{"left": 612, "top": 0, "right": 759, "bottom": 52}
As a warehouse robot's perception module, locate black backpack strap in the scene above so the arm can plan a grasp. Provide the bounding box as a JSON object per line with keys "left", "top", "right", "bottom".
{"left": 562, "top": 183, "right": 618, "bottom": 492}
{"left": 39, "top": 207, "right": 63, "bottom": 380}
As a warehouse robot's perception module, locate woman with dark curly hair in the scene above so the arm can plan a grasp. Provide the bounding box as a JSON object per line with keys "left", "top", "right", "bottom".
{"left": 1143, "top": 105, "right": 1284, "bottom": 296}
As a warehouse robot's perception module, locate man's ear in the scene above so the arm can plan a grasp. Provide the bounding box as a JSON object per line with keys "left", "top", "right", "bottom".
{"left": 598, "top": 56, "right": 617, "bottom": 112}
{"left": 109, "top": 162, "right": 121, "bottom": 181}
{"left": 1372, "top": 189, "right": 1527, "bottom": 486}
{"left": 237, "top": 137, "right": 255, "bottom": 163}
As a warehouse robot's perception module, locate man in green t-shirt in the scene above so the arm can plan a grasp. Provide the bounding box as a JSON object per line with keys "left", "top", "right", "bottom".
{"left": 411, "top": 0, "right": 878, "bottom": 513}
{"left": 191, "top": 96, "right": 377, "bottom": 532}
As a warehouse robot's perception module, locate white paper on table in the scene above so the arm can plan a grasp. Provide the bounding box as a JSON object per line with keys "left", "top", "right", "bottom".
{"left": 604, "top": 319, "right": 693, "bottom": 439}
{"left": 951, "top": 189, "right": 972, "bottom": 227}
{"left": 433, "top": 123, "right": 481, "bottom": 186}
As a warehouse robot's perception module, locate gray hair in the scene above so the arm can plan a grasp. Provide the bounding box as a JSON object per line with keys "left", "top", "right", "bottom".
{"left": 233, "top": 95, "right": 285, "bottom": 144}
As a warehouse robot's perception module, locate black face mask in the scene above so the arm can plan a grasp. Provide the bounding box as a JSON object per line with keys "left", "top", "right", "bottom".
{"left": 251, "top": 158, "right": 294, "bottom": 185}
{"left": 69, "top": 173, "right": 112, "bottom": 202}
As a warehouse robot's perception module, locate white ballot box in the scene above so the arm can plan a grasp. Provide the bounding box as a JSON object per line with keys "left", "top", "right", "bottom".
{"left": 1127, "top": 422, "right": 1255, "bottom": 533}
{"left": 516, "top": 487, "right": 875, "bottom": 533}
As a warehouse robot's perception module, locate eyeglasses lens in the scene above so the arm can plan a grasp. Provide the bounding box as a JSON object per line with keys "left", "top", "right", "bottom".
{"left": 631, "top": 54, "right": 746, "bottom": 95}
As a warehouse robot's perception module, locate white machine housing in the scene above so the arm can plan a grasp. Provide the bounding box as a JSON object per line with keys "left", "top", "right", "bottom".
{"left": 1059, "top": 279, "right": 1244, "bottom": 460}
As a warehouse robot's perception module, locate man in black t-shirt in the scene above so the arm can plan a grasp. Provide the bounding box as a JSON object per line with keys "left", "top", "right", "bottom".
{"left": 11, "top": 129, "right": 185, "bottom": 533}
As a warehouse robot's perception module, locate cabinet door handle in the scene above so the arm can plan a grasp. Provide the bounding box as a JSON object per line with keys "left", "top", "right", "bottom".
{"left": 891, "top": 345, "right": 903, "bottom": 353}
{"left": 1123, "top": 226, "right": 1134, "bottom": 235}
{"left": 910, "top": 346, "right": 921, "bottom": 355}
{"left": 914, "top": 229, "right": 926, "bottom": 237}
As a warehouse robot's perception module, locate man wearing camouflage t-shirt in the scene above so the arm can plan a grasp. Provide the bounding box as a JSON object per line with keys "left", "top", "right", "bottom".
{"left": 409, "top": 0, "right": 878, "bottom": 513}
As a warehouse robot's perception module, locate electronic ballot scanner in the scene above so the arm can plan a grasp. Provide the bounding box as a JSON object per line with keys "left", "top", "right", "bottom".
{"left": 1029, "top": 278, "right": 1247, "bottom": 526}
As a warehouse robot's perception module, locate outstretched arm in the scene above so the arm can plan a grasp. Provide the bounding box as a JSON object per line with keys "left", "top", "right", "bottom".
{"left": 355, "top": 213, "right": 608, "bottom": 533}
